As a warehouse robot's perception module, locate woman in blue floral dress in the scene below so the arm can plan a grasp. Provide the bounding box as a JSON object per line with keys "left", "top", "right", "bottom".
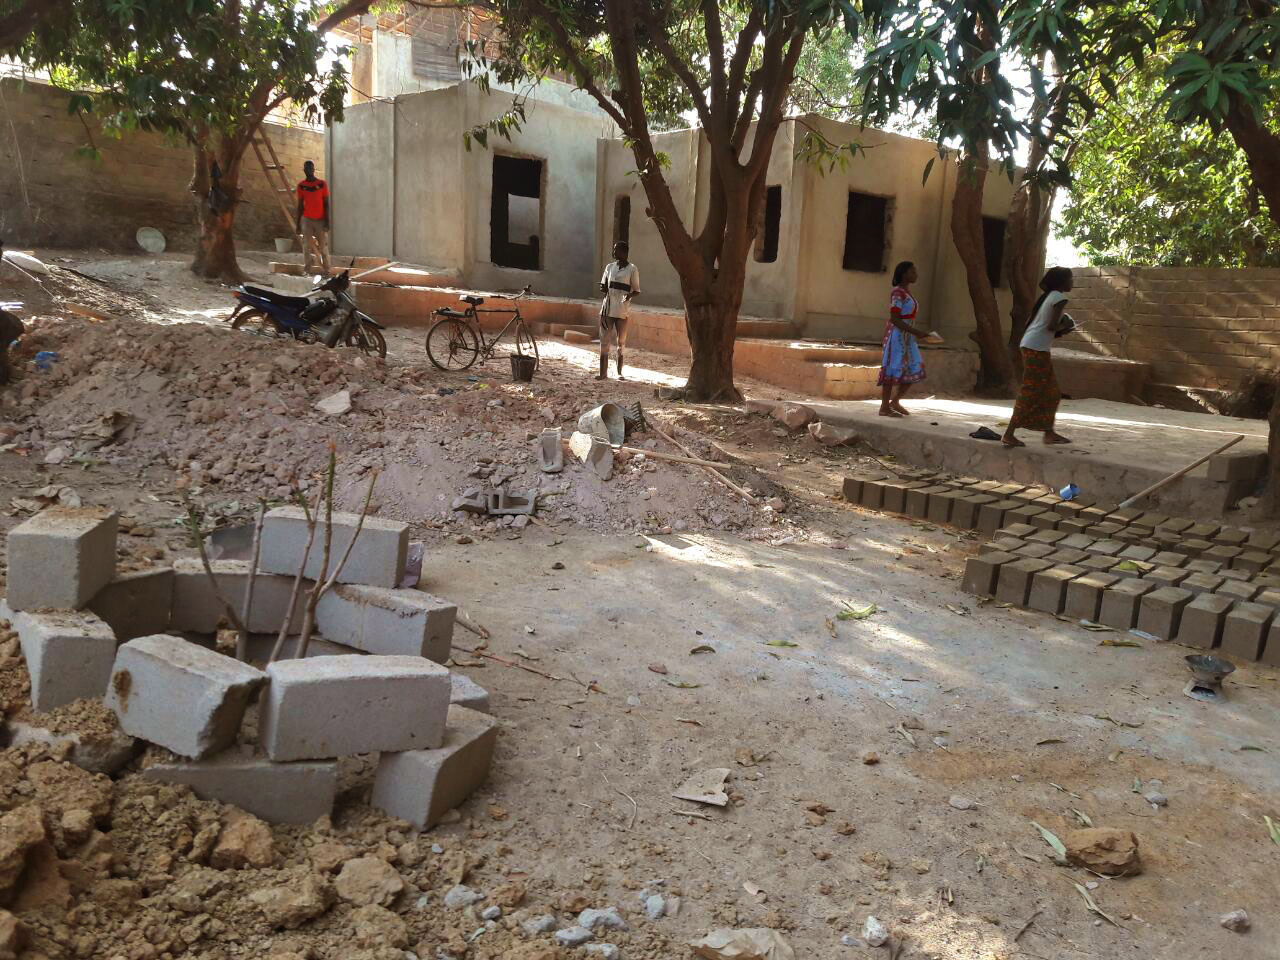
{"left": 878, "top": 261, "right": 929, "bottom": 417}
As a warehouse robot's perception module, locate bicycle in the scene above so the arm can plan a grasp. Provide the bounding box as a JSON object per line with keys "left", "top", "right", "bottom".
{"left": 424, "top": 285, "right": 539, "bottom": 372}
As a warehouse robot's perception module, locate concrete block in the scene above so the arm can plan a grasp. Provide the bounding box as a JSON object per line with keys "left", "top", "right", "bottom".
{"left": 926, "top": 491, "right": 960, "bottom": 525}
{"left": 1064, "top": 573, "right": 1120, "bottom": 622}
{"left": 1107, "top": 508, "right": 1143, "bottom": 525}
{"left": 1182, "top": 572, "right": 1225, "bottom": 593}
{"left": 996, "top": 558, "right": 1053, "bottom": 606}
{"left": 1234, "top": 550, "right": 1271, "bottom": 573}
{"left": 1058, "top": 519, "right": 1091, "bottom": 534}
{"left": 1014, "top": 542, "right": 1055, "bottom": 560}
{"left": 1046, "top": 548, "right": 1088, "bottom": 565}
{"left": 977, "top": 500, "right": 1021, "bottom": 535}
{"left": 5, "top": 506, "right": 117, "bottom": 610}
{"left": 243, "top": 634, "right": 361, "bottom": 663}
{"left": 258, "top": 506, "right": 409, "bottom": 588}
{"left": 1146, "top": 567, "right": 1189, "bottom": 588}
{"left": 988, "top": 536, "right": 1025, "bottom": 554}
{"left": 315, "top": 584, "right": 455, "bottom": 663}
{"left": 961, "top": 551, "right": 1017, "bottom": 597}
{"left": 1174, "top": 593, "right": 1234, "bottom": 649}
{"left": 1150, "top": 551, "right": 1186, "bottom": 568}
{"left": 1028, "top": 565, "right": 1085, "bottom": 614}
{"left": 1027, "top": 529, "right": 1068, "bottom": 546}
{"left": 1118, "top": 545, "right": 1157, "bottom": 563}
{"left": 1007, "top": 506, "right": 1047, "bottom": 527}
{"left": 1247, "top": 530, "right": 1280, "bottom": 551}
{"left": 905, "top": 485, "right": 945, "bottom": 519}
{"left": 950, "top": 495, "right": 991, "bottom": 529}
{"left": 1185, "top": 559, "right": 1223, "bottom": 575}
{"left": 1136, "top": 587, "right": 1194, "bottom": 640}
{"left": 1, "top": 602, "right": 117, "bottom": 711}
{"left": 105, "top": 635, "right": 266, "bottom": 759}
{"left": 841, "top": 476, "right": 864, "bottom": 502}
{"left": 1220, "top": 602, "right": 1274, "bottom": 661}
{"left": 259, "top": 655, "right": 450, "bottom": 761}
{"left": 88, "top": 567, "right": 174, "bottom": 641}
{"left": 1205, "top": 545, "right": 1244, "bottom": 566}
{"left": 1080, "top": 555, "right": 1120, "bottom": 574}
{"left": 997, "top": 524, "right": 1039, "bottom": 540}
{"left": 1156, "top": 518, "right": 1195, "bottom": 535}
{"left": 1212, "top": 527, "right": 1250, "bottom": 547}
{"left": 1028, "top": 511, "right": 1060, "bottom": 530}
{"left": 1133, "top": 512, "right": 1168, "bottom": 530}
{"left": 1179, "top": 538, "right": 1214, "bottom": 557}
{"left": 449, "top": 673, "right": 490, "bottom": 713}
{"left": 1185, "top": 522, "right": 1221, "bottom": 540}
{"left": 1255, "top": 588, "right": 1280, "bottom": 607}
{"left": 878, "top": 480, "right": 908, "bottom": 513}
{"left": 1098, "top": 579, "right": 1157, "bottom": 630}
{"left": 370, "top": 705, "right": 499, "bottom": 830}
{"left": 1079, "top": 507, "right": 1110, "bottom": 523}
{"left": 1217, "top": 580, "right": 1260, "bottom": 602}
{"left": 1089, "top": 539, "right": 1126, "bottom": 557}
{"left": 170, "top": 558, "right": 307, "bottom": 635}
{"left": 859, "top": 478, "right": 886, "bottom": 510}
{"left": 1060, "top": 534, "right": 1096, "bottom": 551}
{"left": 1090, "top": 522, "right": 1125, "bottom": 538}
{"left": 142, "top": 746, "right": 337, "bottom": 824}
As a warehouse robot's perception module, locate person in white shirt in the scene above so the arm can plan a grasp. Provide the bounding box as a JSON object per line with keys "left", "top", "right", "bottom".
{"left": 1003, "top": 267, "right": 1076, "bottom": 447}
{"left": 598, "top": 241, "right": 640, "bottom": 380}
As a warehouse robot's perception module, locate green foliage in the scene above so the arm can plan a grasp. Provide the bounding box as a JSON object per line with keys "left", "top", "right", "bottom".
{"left": 14, "top": 0, "right": 349, "bottom": 144}
{"left": 1061, "top": 63, "right": 1280, "bottom": 267}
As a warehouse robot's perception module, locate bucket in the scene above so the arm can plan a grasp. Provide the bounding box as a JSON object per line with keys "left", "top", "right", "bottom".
{"left": 510, "top": 353, "right": 537, "bottom": 382}
{"left": 577, "top": 402, "right": 626, "bottom": 445}
{"left": 274, "top": 237, "right": 294, "bottom": 254}
{"left": 1059, "top": 482, "right": 1080, "bottom": 501}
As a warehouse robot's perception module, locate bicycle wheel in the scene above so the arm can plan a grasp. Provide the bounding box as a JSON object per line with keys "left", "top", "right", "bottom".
{"left": 230, "top": 308, "right": 283, "bottom": 339}
{"left": 514, "top": 319, "right": 540, "bottom": 369}
{"left": 426, "top": 316, "right": 481, "bottom": 370}
{"left": 346, "top": 319, "right": 388, "bottom": 360}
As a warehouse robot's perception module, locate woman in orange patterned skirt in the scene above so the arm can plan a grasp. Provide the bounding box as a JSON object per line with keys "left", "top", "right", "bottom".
{"left": 1004, "top": 267, "right": 1075, "bottom": 447}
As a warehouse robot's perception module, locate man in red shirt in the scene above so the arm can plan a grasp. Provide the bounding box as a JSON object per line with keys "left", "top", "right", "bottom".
{"left": 295, "top": 160, "right": 330, "bottom": 277}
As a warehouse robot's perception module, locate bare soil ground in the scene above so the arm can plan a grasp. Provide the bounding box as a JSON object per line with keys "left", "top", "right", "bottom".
{"left": 0, "top": 249, "right": 1276, "bottom": 960}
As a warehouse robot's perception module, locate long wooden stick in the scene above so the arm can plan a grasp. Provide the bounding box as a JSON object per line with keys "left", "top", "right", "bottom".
{"left": 647, "top": 422, "right": 757, "bottom": 503}
{"left": 618, "top": 445, "right": 730, "bottom": 469}
{"left": 1117, "top": 434, "right": 1244, "bottom": 509}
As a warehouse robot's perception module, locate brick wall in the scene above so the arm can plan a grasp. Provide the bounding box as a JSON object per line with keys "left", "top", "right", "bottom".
{"left": 0, "top": 77, "right": 324, "bottom": 251}
{"left": 1061, "top": 266, "right": 1280, "bottom": 393}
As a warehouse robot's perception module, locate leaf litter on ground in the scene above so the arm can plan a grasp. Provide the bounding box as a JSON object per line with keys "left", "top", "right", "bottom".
{"left": 1074, "top": 883, "right": 1120, "bottom": 926}
{"left": 838, "top": 601, "right": 877, "bottom": 621}
{"left": 1031, "top": 821, "right": 1068, "bottom": 863}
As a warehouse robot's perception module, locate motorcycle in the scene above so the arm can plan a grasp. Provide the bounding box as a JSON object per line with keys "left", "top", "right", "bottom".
{"left": 227, "top": 270, "right": 387, "bottom": 359}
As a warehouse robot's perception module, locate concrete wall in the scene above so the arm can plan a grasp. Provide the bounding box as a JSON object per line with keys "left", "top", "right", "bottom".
{"left": 594, "top": 116, "right": 1022, "bottom": 344}
{"left": 0, "top": 77, "right": 323, "bottom": 251}
{"left": 329, "top": 80, "right": 616, "bottom": 299}
{"left": 1060, "top": 266, "right": 1280, "bottom": 394}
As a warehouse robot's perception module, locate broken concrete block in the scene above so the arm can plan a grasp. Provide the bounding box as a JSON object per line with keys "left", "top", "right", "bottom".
{"left": 105, "top": 635, "right": 266, "bottom": 759}
{"left": 489, "top": 490, "right": 536, "bottom": 516}
{"left": 5, "top": 506, "right": 117, "bottom": 611}
{"left": 1219, "top": 601, "right": 1274, "bottom": 661}
{"left": 449, "top": 673, "right": 490, "bottom": 713}
{"left": 1, "top": 602, "right": 117, "bottom": 712}
{"left": 259, "top": 655, "right": 450, "bottom": 761}
{"left": 1098, "top": 578, "right": 1157, "bottom": 630}
{"left": 5, "top": 718, "right": 139, "bottom": 775}
{"left": 315, "top": 584, "right": 455, "bottom": 663}
{"left": 1064, "top": 573, "right": 1120, "bottom": 622}
{"left": 569, "top": 431, "right": 614, "bottom": 480}
{"left": 773, "top": 404, "right": 816, "bottom": 430}
{"left": 451, "top": 490, "right": 488, "bottom": 514}
{"left": 807, "top": 421, "right": 858, "bottom": 447}
{"left": 1136, "top": 586, "right": 1194, "bottom": 640}
{"left": 142, "top": 747, "right": 338, "bottom": 825}
{"left": 1174, "top": 592, "right": 1234, "bottom": 649}
{"left": 258, "top": 506, "right": 409, "bottom": 588}
{"left": 1028, "top": 565, "right": 1085, "bottom": 614}
{"left": 370, "top": 705, "right": 499, "bottom": 830}
{"left": 88, "top": 567, "right": 175, "bottom": 641}
{"left": 170, "top": 558, "right": 305, "bottom": 634}
{"left": 995, "top": 558, "right": 1053, "bottom": 606}
{"left": 745, "top": 398, "right": 779, "bottom": 416}
{"left": 538, "top": 427, "right": 564, "bottom": 473}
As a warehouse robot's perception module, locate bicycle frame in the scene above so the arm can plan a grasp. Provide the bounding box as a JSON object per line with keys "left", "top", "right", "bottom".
{"left": 470, "top": 307, "right": 525, "bottom": 358}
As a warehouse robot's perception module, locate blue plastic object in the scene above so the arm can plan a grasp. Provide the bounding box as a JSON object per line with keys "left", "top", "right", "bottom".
{"left": 34, "top": 351, "right": 59, "bottom": 371}
{"left": 1059, "top": 482, "right": 1080, "bottom": 501}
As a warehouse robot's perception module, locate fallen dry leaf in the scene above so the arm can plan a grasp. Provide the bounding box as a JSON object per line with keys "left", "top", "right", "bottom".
{"left": 648, "top": 662, "right": 669, "bottom": 675}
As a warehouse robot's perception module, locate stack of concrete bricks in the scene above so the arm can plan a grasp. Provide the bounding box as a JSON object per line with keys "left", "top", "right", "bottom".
{"left": 842, "top": 467, "right": 1280, "bottom": 663}
{"left": 2, "top": 505, "right": 497, "bottom": 828}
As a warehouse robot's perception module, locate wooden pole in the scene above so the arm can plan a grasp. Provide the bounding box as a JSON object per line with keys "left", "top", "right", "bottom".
{"left": 1116, "top": 434, "right": 1244, "bottom": 509}
{"left": 644, "top": 422, "right": 758, "bottom": 504}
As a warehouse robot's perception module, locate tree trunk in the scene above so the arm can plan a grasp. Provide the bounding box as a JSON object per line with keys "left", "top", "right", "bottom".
{"left": 952, "top": 152, "right": 1012, "bottom": 393}
{"left": 1224, "top": 93, "right": 1280, "bottom": 233}
{"left": 683, "top": 298, "right": 742, "bottom": 402}
{"left": 1005, "top": 178, "right": 1054, "bottom": 376}
{"left": 190, "top": 133, "right": 249, "bottom": 283}
{"left": 1270, "top": 376, "right": 1280, "bottom": 518}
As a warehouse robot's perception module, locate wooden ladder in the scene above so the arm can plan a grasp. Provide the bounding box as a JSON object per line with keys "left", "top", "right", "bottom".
{"left": 250, "top": 126, "right": 306, "bottom": 254}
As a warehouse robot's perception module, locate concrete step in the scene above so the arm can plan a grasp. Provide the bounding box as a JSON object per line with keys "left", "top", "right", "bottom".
{"left": 737, "top": 319, "right": 797, "bottom": 339}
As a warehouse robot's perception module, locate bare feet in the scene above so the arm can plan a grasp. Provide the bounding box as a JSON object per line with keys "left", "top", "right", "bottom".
{"left": 1002, "top": 434, "right": 1025, "bottom": 448}
{"left": 1044, "top": 431, "right": 1071, "bottom": 445}
{"left": 890, "top": 402, "right": 911, "bottom": 416}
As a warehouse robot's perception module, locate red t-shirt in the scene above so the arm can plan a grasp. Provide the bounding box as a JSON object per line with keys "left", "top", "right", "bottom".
{"left": 297, "top": 178, "right": 329, "bottom": 220}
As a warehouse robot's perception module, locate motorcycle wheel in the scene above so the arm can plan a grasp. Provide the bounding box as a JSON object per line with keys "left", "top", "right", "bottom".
{"left": 346, "top": 319, "right": 387, "bottom": 360}
{"left": 230, "top": 308, "right": 283, "bottom": 338}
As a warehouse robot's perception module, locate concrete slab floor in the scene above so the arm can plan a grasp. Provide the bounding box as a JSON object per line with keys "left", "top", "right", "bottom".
{"left": 805, "top": 397, "right": 1270, "bottom": 516}
{"left": 425, "top": 523, "right": 1279, "bottom": 959}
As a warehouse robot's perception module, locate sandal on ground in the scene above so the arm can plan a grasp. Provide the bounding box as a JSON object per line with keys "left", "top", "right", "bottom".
{"left": 1002, "top": 436, "right": 1025, "bottom": 448}
{"left": 878, "top": 408, "right": 903, "bottom": 418}
{"left": 890, "top": 403, "right": 911, "bottom": 416}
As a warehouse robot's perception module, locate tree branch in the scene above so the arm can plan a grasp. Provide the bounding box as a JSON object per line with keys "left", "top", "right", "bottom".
{"left": 635, "top": 3, "right": 715, "bottom": 135}
{"left": 0, "top": 0, "right": 69, "bottom": 52}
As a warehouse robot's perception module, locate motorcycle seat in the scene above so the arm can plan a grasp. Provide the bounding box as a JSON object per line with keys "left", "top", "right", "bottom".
{"left": 460, "top": 295, "right": 485, "bottom": 306}
{"left": 242, "top": 285, "right": 311, "bottom": 309}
